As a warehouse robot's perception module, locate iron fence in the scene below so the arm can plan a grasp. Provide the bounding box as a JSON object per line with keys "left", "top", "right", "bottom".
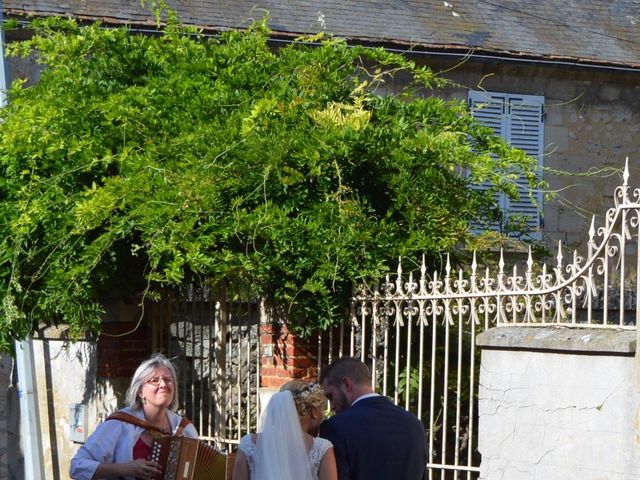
{"left": 151, "top": 160, "right": 639, "bottom": 479}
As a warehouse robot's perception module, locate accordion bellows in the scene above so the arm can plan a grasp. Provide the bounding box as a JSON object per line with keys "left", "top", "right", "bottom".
{"left": 150, "top": 436, "right": 228, "bottom": 480}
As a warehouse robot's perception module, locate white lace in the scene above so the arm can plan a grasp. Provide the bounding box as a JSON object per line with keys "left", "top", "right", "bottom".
{"left": 239, "top": 435, "right": 332, "bottom": 480}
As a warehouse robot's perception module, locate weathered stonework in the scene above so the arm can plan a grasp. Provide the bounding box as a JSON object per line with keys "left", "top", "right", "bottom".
{"left": 477, "top": 326, "right": 640, "bottom": 479}
{"left": 428, "top": 60, "right": 640, "bottom": 257}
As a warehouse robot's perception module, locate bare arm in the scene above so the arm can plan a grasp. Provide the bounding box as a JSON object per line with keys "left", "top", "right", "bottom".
{"left": 318, "top": 447, "right": 338, "bottom": 480}
{"left": 232, "top": 449, "right": 250, "bottom": 480}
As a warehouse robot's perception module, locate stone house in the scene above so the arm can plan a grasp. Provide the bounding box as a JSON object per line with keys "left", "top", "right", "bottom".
{"left": 2, "top": 1, "right": 640, "bottom": 479}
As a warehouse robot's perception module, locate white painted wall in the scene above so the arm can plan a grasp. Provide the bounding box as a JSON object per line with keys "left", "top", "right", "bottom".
{"left": 478, "top": 328, "right": 640, "bottom": 479}
{"left": 31, "top": 339, "right": 119, "bottom": 480}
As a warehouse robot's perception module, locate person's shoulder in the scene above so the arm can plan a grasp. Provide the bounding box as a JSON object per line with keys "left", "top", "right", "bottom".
{"left": 102, "top": 407, "right": 141, "bottom": 428}
{"left": 238, "top": 433, "right": 257, "bottom": 454}
{"left": 362, "top": 397, "right": 423, "bottom": 422}
{"left": 119, "top": 406, "right": 144, "bottom": 419}
{"left": 319, "top": 413, "right": 346, "bottom": 438}
{"left": 314, "top": 436, "right": 333, "bottom": 449}
{"left": 388, "top": 403, "right": 426, "bottom": 431}
{"left": 312, "top": 436, "right": 333, "bottom": 459}
{"left": 182, "top": 420, "right": 199, "bottom": 439}
{"left": 167, "top": 409, "right": 188, "bottom": 425}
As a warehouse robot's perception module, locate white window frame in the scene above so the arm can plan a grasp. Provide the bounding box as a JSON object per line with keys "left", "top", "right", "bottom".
{"left": 468, "top": 90, "right": 544, "bottom": 240}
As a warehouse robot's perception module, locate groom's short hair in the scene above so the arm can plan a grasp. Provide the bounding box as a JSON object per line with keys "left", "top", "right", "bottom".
{"left": 320, "top": 357, "right": 371, "bottom": 386}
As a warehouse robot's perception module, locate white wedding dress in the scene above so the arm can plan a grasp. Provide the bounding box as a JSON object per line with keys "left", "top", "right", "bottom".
{"left": 239, "top": 434, "right": 333, "bottom": 480}
{"left": 238, "top": 390, "right": 333, "bottom": 480}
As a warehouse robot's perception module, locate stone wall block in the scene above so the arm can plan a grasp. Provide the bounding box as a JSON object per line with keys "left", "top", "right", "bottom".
{"left": 477, "top": 326, "right": 638, "bottom": 479}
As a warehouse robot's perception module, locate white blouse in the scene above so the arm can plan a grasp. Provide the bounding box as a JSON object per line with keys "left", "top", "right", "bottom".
{"left": 69, "top": 407, "right": 198, "bottom": 480}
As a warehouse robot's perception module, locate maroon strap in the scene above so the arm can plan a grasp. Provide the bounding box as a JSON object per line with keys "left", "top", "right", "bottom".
{"left": 105, "top": 412, "right": 193, "bottom": 437}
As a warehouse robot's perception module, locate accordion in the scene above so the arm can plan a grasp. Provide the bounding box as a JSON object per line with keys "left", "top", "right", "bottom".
{"left": 150, "top": 436, "right": 228, "bottom": 480}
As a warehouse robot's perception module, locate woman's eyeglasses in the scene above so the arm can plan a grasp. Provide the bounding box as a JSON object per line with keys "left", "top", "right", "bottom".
{"left": 146, "top": 376, "right": 174, "bottom": 386}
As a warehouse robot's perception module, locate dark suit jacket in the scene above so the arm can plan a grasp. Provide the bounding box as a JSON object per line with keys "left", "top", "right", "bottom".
{"left": 319, "top": 395, "right": 427, "bottom": 480}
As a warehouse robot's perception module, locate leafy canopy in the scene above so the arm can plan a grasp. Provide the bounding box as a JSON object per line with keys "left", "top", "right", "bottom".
{"left": 0, "top": 14, "right": 540, "bottom": 350}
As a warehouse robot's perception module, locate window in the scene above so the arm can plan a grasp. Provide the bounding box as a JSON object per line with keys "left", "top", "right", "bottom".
{"left": 468, "top": 90, "right": 544, "bottom": 239}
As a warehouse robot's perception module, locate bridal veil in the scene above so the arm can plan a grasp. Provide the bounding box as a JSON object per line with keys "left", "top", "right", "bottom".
{"left": 254, "top": 390, "right": 315, "bottom": 480}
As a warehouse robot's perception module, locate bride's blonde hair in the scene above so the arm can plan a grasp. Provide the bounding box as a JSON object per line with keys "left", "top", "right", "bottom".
{"left": 280, "top": 380, "right": 325, "bottom": 417}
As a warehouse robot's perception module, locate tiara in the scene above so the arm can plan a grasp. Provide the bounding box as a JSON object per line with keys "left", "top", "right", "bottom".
{"left": 292, "top": 383, "right": 323, "bottom": 401}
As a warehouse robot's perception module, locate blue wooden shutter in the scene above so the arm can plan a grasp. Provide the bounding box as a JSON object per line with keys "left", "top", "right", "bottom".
{"left": 468, "top": 90, "right": 544, "bottom": 239}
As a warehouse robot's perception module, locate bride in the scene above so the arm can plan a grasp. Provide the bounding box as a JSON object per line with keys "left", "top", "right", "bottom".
{"left": 232, "top": 381, "right": 337, "bottom": 480}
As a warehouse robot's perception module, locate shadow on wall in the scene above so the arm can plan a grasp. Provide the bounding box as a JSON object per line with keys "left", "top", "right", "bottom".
{"left": 5, "top": 356, "right": 22, "bottom": 480}
{"left": 37, "top": 336, "right": 99, "bottom": 480}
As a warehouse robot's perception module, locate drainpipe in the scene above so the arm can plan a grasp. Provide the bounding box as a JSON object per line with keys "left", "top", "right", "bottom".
{"left": 0, "top": 5, "right": 46, "bottom": 479}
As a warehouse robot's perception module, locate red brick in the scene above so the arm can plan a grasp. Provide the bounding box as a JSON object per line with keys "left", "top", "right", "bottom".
{"left": 260, "top": 367, "right": 277, "bottom": 377}
{"left": 275, "top": 366, "right": 306, "bottom": 378}
{"left": 290, "top": 356, "right": 314, "bottom": 369}
{"left": 284, "top": 344, "right": 303, "bottom": 356}
{"left": 272, "top": 356, "right": 294, "bottom": 367}
{"left": 97, "top": 321, "right": 149, "bottom": 380}
{"left": 261, "top": 376, "right": 286, "bottom": 389}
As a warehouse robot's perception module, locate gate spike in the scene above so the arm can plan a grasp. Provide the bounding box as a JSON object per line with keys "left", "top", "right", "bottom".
{"left": 556, "top": 240, "right": 563, "bottom": 267}
{"left": 623, "top": 157, "right": 629, "bottom": 187}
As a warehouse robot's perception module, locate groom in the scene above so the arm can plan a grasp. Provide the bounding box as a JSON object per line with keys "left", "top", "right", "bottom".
{"left": 319, "top": 357, "right": 427, "bottom": 480}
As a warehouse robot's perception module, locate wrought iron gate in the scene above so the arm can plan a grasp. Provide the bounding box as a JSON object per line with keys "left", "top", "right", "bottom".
{"left": 152, "top": 161, "right": 639, "bottom": 479}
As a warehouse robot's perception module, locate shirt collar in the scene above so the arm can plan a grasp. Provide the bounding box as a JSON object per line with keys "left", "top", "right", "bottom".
{"left": 351, "top": 392, "right": 380, "bottom": 406}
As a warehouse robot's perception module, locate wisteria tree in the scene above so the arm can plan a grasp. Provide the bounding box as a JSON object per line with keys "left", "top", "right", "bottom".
{"left": 0, "top": 13, "right": 540, "bottom": 350}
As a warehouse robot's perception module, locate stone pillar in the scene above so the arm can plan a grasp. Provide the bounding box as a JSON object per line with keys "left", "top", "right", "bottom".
{"left": 477, "top": 326, "right": 640, "bottom": 480}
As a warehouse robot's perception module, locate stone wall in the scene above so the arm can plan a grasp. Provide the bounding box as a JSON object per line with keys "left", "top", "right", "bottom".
{"left": 477, "top": 326, "right": 640, "bottom": 479}
{"left": 430, "top": 59, "right": 640, "bottom": 254}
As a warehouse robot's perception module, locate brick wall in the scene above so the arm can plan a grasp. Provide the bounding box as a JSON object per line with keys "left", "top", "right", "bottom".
{"left": 96, "top": 321, "right": 149, "bottom": 379}
{"left": 259, "top": 324, "right": 319, "bottom": 389}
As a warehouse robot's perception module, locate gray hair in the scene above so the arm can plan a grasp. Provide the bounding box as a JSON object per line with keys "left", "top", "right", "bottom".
{"left": 125, "top": 353, "right": 179, "bottom": 411}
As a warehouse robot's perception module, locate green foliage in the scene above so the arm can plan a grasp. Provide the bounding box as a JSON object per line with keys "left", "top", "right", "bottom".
{"left": 0, "top": 13, "right": 542, "bottom": 350}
